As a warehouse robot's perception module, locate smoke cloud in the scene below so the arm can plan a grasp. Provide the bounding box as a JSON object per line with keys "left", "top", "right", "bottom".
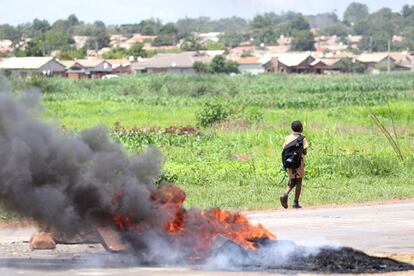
{"left": 0, "top": 77, "right": 163, "bottom": 234}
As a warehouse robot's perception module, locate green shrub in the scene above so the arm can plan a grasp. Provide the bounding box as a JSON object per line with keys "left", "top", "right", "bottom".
{"left": 196, "top": 100, "right": 232, "bottom": 127}
{"left": 239, "top": 106, "right": 264, "bottom": 123}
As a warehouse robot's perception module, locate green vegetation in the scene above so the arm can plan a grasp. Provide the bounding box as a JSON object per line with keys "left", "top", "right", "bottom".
{"left": 9, "top": 73, "right": 414, "bottom": 210}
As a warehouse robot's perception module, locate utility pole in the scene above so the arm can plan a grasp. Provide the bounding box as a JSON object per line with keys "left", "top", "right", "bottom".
{"left": 387, "top": 38, "right": 391, "bottom": 73}
{"left": 369, "top": 36, "right": 373, "bottom": 53}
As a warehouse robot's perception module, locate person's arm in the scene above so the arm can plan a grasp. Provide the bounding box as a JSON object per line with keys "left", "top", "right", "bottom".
{"left": 303, "top": 137, "right": 309, "bottom": 155}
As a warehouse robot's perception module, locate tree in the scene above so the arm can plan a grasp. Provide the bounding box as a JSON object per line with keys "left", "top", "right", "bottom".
{"left": 291, "top": 30, "right": 315, "bottom": 51}
{"left": 193, "top": 61, "right": 209, "bottom": 73}
{"left": 352, "top": 20, "right": 370, "bottom": 35}
{"left": 138, "top": 19, "right": 161, "bottom": 35}
{"left": 251, "top": 12, "right": 282, "bottom": 29}
{"left": 210, "top": 16, "right": 248, "bottom": 33}
{"left": 25, "top": 39, "right": 44, "bottom": 56}
{"left": 319, "top": 23, "right": 349, "bottom": 37}
{"left": 208, "top": 55, "right": 239, "bottom": 74}
{"left": 344, "top": 2, "right": 369, "bottom": 25}
{"left": 51, "top": 20, "right": 72, "bottom": 34}
{"left": 357, "top": 35, "right": 392, "bottom": 52}
{"left": 151, "top": 23, "right": 179, "bottom": 46}
{"left": 126, "top": 43, "right": 147, "bottom": 58}
{"left": 401, "top": 25, "right": 414, "bottom": 50}
{"left": 209, "top": 55, "right": 227, "bottom": 73}
{"left": 59, "top": 47, "right": 86, "bottom": 60}
{"left": 67, "top": 14, "right": 80, "bottom": 26}
{"left": 336, "top": 58, "right": 366, "bottom": 73}
{"left": 401, "top": 5, "right": 414, "bottom": 18}
{"left": 180, "top": 36, "right": 205, "bottom": 51}
{"left": 152, "top": 34, "right": 176, "bottom": 46}
{"left": 287, "top": 15, "right": 310, "bottom": 33}
{"left": 205, "top": 41, "right": 225, "bottom": 50}
{"left": 44, "top": 31, "right": 74, "bottom": 50}
{"left": 0, "top": 24, "right": 20, "bottom": 42}
{"left": 159, "top": 23, "right": 178, "bottom": 36}
{"left": 32, "top": 19, "right": 51, "bottom": 35}
{"left": 254, "top": 27, "right": 279, "bottom": 46}
{"left": 13, "top": 47, "right": 27, "bottom": 57}
{"left": 84, "top": 21, "right": 110, "bottom": 50}
{"left": 176, "top": 17, "right": 211, "bottom": 38}
{"left": 102, "top": 48, "right": 126, "bottom": 59}
{"left": 219, "top": 32, "right": 244, "bottom": 48}
{"left": 223, "top": 60, "right": 239, "bottom": 74}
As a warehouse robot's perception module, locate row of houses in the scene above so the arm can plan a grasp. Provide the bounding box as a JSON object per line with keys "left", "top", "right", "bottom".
{"left": 0, "top": 57, "right": 133, "bottom": 79}
{"left": 236, "top": 52, "right": 414, "bottom": 74}
{"left": 0, "top": 52, "right": 215, "bottom": 78}
{"left": 0, "top": 51, "right": 413, "bottom": 78}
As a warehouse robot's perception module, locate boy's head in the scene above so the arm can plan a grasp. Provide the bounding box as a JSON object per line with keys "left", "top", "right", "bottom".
{"left": 291, "top": 120, "right": 303, "bottom": 133}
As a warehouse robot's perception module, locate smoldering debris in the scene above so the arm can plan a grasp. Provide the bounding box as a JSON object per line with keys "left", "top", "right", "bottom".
{"left": 0, "top": 80, "right": 163, "bottom": 235}
{"left": 208, "top": 239, "right": 414, "bottom": 274}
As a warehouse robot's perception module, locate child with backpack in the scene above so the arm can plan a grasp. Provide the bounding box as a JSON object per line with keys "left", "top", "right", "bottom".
{"left": 280, "top": 120, "right": 309, "bottom": 209}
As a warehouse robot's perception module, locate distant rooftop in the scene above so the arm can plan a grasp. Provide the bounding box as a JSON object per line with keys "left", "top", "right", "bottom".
{"left": 0, "top": 57, "right": 58, "bottom": 69}
{"left": 136, "top": 52, "right": 212, "bottom": 69}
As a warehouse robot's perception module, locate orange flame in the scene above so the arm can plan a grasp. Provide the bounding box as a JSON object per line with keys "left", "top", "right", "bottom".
{"left": 112, "top": 184, "right": 276, "bottom": 260}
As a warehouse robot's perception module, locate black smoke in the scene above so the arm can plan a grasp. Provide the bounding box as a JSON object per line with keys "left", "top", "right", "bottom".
{"left": 0, "top": 78, "right": 163, "bottom": 234}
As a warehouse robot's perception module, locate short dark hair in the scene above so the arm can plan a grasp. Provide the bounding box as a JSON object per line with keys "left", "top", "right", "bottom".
{"left": 291, "top": 120, "right": 303, "bottom": 132}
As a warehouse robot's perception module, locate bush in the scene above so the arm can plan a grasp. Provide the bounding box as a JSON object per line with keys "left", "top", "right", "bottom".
{"left": 196, "top": 100, "right": 232, "bottom": 127}
{"left": 240, "top": 106, "right": 264, "bottom": 123}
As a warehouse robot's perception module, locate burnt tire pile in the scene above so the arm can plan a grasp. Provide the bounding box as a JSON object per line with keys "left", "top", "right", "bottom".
{"left": 286, "top": 246, "right": 414, "bottom": 274}
{"left": 211, "top": 239, "right": 414, "bottom": 274}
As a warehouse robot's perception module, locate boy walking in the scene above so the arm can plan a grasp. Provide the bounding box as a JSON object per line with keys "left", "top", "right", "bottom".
{"left": 280, "top": 121, "right": 308, "bottom": 209}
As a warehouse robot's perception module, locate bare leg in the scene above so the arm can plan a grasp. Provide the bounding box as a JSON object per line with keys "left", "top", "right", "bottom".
{"left": 293, "top": 178, "right": 302, "bottom": 208}
{"left": 280, "top": 179, "right": 296, "bottom": 209}
{"left": 284, "top": 185, "right": 293, "bottom": 195}
{"left": 294, "top": 180, "right": 302, "bottom": 202}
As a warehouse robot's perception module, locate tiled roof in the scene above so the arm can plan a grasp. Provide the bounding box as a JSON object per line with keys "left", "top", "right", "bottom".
{"left": 237, "top": 56, "right": 260, "bottom": 65}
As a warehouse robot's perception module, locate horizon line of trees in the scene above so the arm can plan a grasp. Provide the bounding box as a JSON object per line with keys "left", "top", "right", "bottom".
{"left": 0, "top": 2, "right": 413, "bottom": 59}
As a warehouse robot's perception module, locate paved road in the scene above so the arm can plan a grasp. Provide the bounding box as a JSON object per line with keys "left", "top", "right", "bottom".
{"left": 248, "top": 200, "right": 414, "bottom": 254}
{"left": 0, "top": 200, "right": 413, "bottom": 275}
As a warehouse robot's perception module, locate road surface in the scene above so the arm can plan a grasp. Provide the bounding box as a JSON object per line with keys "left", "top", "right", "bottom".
{"left": 0, "top": 200, "right": 413, "bottom": 275}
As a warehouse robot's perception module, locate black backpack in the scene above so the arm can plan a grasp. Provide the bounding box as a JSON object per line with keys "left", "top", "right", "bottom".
{"left": 281, "top": 135, "right": 304, "bottom": 170}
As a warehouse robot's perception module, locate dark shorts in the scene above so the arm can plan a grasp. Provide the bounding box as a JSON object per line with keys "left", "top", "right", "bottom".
{"left": 288, "top": 178, "right": 302, "bottom": 188}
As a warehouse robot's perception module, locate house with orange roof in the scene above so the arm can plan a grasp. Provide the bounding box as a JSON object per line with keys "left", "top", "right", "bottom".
{"left": 236, "top": 56, "right": 265, "bottom": 74}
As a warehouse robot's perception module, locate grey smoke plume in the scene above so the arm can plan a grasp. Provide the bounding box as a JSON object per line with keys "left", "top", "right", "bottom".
{"left": 0, "top": 78, "right": 163, "bottom": 234}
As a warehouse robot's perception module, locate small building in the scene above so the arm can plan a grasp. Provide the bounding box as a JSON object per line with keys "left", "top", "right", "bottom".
{"left": 356, "top": 53, "right": 397, "bottom": 73}
{"left": 236, "top": 56, "right": 265, "bottom": 75}
{"left": 106, "top": 59, "right": 132, "bottom": 75}
{"left": 310, "top": 58, "right": 347, "bottom": 74}
{"left": 66, "top": 59, "right": 113, "bottom": 79}
{"left": 133, "top": 52, "right": 211, "bottom": 74}
{"left": 265, "top": 53, "right": 315, "bottom": 73}
{"left": 0, "top": 57, "right": 66, "bottom": 78}
{"left": 309, "top": 59, "right": 329, "bottom": 74}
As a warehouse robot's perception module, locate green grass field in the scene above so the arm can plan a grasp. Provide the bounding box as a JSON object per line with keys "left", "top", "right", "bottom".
{"left": 10, "top": 73, "right": 414, "bottom": 210}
